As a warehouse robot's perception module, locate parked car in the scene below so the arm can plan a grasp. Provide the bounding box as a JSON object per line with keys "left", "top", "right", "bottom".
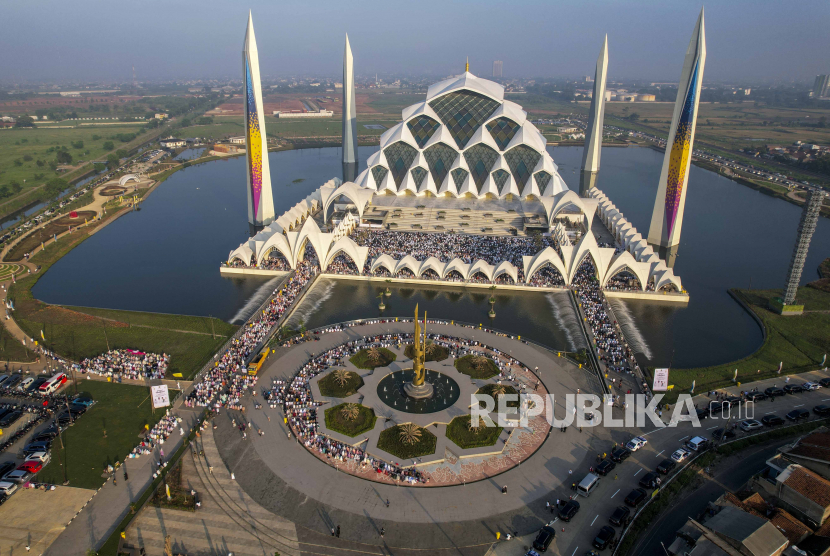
{"left": 611, "top": 447, "right": 630, "bottom": 463}
{"left": 0, "top": 482, "right": 18, "bottom": 497}
{"left": 0, "top": 412, "right": 21, "bottom": 428}
{"left": 695, "top": 407, "right": 709, "bottom": 420}
{"left": 820, "top": 378, "right": 830, "bottom": 388}
{"left": 0, "top": 462, "right": 16, "bottom": 479}
{"left": 24, "top": 452, "right": 50, "bottom": 465}
{"left": 740, "top": 419, "right": 763, "bottom": 432}
{"left": 624, "top": 488, "right": 647, "bottom": 507}
{"left": 746, "top": 392, "right": 766, "bottom": 402}
{"left": 712, "top": 428, "right": 735, "bottom": 440}
{"left": 784, "top": 384, "right": 804, "bottom": 395}
{"left": 559, "top": 500, "right": 581, "bottom": 522}
{"left": 656, "top": 459, "right": 677, "bottom": 475}
{"left": 762, "top": 415, "right": 785, "bottom": 427}
{"left": 532, "top": 526, "right": 556, "bottom": 553}
{"left": 609, "top": 505, "right": 630, "bottom": 527}
{"left": 786, "top": 409, "right": 810, "bottom": 421}
{"left": 686, "top": 436, "right": 709, "bottom": 452}
{"left": 23, "top": 441, "right": 50, "bottom": 455}
{"left": 596, "top": 459, "right": 616, "bottom": 476}
{"left": 16, "top": 377, "right": 34, "bottom": 391}
{"left": 593, "top": 526, "right": 616, "bottom": 550}
{"left": 671, "top": 448, "right": 690, "bottom": 463}
{"left": 0, "top": 376, "right": 10, "bottom": 388}
{"left": 17, "top": 461, "right": 42, "bottom": 474}
{"left": 765, "top": 387, "right": 785, "bottom": 397}
{"left": 814, "top": 405, "right": 830, "bottom": 416}
{"left": 3, "top": 469, "right": 31, "bottom": 484}
{"left": 625, "top": 437, "right": 647, "bottom": 451}
{"left": 639, "top": 472, "right": 661, "bottom": 489}
{"left": 28, "top": 377, "right": 47, "bottom": 392}
{"left": 803, "top": 382, "right": 821, "bottom": 391}
{"left": 72, "top": 397, "right": 94, "bottom": 408}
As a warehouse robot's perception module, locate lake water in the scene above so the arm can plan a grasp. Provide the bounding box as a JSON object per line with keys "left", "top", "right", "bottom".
{"left": 31, "top": 145, "right": 830, "bottom": 367}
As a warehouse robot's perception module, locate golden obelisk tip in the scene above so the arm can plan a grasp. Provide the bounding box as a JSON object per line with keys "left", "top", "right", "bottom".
{"left": 465, "top": 57, "right": 469, "bottom": 72}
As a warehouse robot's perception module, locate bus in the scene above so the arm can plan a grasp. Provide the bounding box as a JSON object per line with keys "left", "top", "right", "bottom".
{"left": 247, "top": 348, "right": 270, "bottom": 376}
{"left": 38, "top": 373, "right": 67, "bottom": 395}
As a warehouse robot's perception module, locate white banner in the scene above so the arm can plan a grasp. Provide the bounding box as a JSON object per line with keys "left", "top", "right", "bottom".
{"left": 653, "top": 368, "right": 669, "bottom": 391}
{"left": 151, "top": 385, "right": 170, "bottom": 409}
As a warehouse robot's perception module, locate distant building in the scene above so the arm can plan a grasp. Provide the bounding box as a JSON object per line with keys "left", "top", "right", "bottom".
{"left": 814, "top": 75, "right": 830, "bottom": 98}
{"left": 272, "top": 110, "right": 333, "bottom": 119}
{"left": 155, "top": 113, "right": 169, "bottom": 120}
{"left": 637, "top": 94, "right": 656, "bottom": 102}
{"left": 229, "top": 136, "right": 246, "bottom": 144}
{"left": 493, "top": 60, "right": 503, "bottom": 78}
{"left": 159, "top": 137, "right": 186, "bottom": 148}
{"left": 213, "top": 144, "right": 242, "bottom": 154}
{"left": 557, "top": 126, "right": 578, "bottom": 133}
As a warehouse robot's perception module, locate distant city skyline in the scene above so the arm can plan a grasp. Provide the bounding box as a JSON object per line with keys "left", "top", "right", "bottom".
{"left": 1, "top": 0, "right": 828, "bottom": 84}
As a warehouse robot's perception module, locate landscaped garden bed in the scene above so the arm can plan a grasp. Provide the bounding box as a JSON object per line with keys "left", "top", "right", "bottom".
{"left": 455, "top": 354, "right": 500, "bottom": 379}
{"left": 349, "top": 346, "right": 396, "bottom": 370}
{"left": 446, "top": 415, "right": 503, "bottom": 449}
{"left": 377, "top": 423, "right": 437, "bottom": 459}
{"left": 318, "top": 369, "right": 364, "bottom": 397}
{"left": 324, "top": 403, "right": 377, "bottom": 437}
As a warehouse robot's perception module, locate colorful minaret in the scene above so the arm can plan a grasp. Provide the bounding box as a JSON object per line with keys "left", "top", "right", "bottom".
{"left": 342, "top": 34, "right": 358, "bottom": 182}
{"left": 647, "top": 8, "right": 706, "bottom": 255}
{"left": 243, "top": 11, "right": 275, "bottom": 229}
{"left": 579, "top": 35, "right": 608, "bottom": 197}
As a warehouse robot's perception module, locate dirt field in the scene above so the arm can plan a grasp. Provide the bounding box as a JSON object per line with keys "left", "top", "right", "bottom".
{"left": 6, "top": 210, "right": 97, "bottom": 261}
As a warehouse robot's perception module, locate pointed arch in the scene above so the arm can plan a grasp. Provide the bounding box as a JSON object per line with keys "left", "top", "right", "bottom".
{"left": 528, "top": 263, "right": 566, "bottom": 287}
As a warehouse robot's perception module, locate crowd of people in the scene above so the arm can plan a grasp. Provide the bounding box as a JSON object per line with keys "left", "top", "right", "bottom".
{"left": 74, "top": 349, "right": 169, "bottom": 380}
{"left": 128, "top": 412, "right": 182, "bottom": 459}
{"left": 571, "top": 258, "right": 635, "bottom": 376}
{"left": 184, "top": 255, "right": 320, "bottom": 410}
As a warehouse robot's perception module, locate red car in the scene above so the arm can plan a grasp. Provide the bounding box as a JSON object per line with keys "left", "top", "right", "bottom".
{"left": 18, "top": 461, "right": 42, "bottom": 473}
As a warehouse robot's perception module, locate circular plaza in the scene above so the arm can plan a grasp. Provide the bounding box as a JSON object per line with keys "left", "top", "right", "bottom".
{"left": 211, "top": 319, "right": 609, "bottom": 550}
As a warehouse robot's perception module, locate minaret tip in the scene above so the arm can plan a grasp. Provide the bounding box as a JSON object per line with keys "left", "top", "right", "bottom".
{"left": 465, "top": 57, "right": 469, "bottom": 73}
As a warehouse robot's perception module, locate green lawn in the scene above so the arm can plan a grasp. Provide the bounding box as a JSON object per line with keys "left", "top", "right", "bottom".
{"left": 37, "top": 380, "right": 177, "bottom": 489}
{"left": 324, "top": 403, "right": 377, "bottom": 437}
{"left": 446, "top": 415, "right": 503, "bottom": 449}
{"left": 377, "top": 424, "right": 437, "bottom": 459}
{"left": 317, "top": 370, "right": 364, "bottom": 397}
{"left": 404, "top": 341, "right": 449, "bottom": 362}
{"left": 455, "top": 354, "right": 499, "bottom": 379}
{"left": 664, "top": 287, "right": 830, "bottom": 403}
{"left": 349, "top": 347, "right": 396, "bottom": 370}
{"left": 0, "top": 323, "right": 37, "bottom": 362}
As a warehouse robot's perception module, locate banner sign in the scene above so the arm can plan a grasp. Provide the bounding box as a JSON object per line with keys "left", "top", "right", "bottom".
{"left": 653, "top": 368, "right": 669, "bottom": 391}
{"left": 151, "top": 385, "right": 170, "bottom": 409}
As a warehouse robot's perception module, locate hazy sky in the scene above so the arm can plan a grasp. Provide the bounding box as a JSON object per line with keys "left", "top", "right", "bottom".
{"left": 2, "top": 0, "right": 828, "bottom": 84}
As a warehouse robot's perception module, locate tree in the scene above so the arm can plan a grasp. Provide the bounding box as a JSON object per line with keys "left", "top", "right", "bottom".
{"left": 340, "top": 403, "right": 360, "bottom": 421}
{"left": 13, "top": 159, "right": 22, "bottom": 167}
{"left": 14, "top": 115, "right": 35, "bottom": 127}
{"left": 629, "top": 113, "right": 640, "bottom": 121}
{"left": 102, "top": 141, "right": 114, "bottom": 150}
{"left": 93, "top": 163, "right": 105, "bottom": 172}
{"left": 0, "top": 186, "right": 9, "bottom": 198}
{"left": 92, "top": 134, "right": 101, "bottom": 141}
{"left": 71, "top": 140, "right": 84, "bottom": 149}
{"left": 44, "top": 178, "right": 68, "bottom": 199}
{"left": 106, "top": 153, "right": 119, "bottom": 168}
{"left": 56, "top": 150, "right": 73, "bottom": 164}
{"left": 23, "top": 154, "right": 33, "bottom": 162}
{"left": 11, "top": 181, "right": 22, "bottom": 193}
{"left": 36, "top": 159, "right": 44, "bottom": 167}
{"left": 116, "top": 149, "right": 128, "bottom": 159}
{"left": 399, "top": 423, "right": 422, "bottom": 445}
{"left": 333, "top": 369, "right": 352, "bottom": 387}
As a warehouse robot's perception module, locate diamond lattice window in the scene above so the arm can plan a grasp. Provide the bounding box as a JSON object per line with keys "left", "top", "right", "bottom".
{"left": 423, "top": 143, "right": 458, "bottom": 187}
{"left": 406, "top": 116, "right": 441, "bottom": 148}
{"left": 383, "top": 142, "right": 418, "bottom": 189}
{"left": 534, "top": 171, "right": 552, "bottom": 194}
{"left": 492, "top": 169, "right": 510, "bottom": 194}
{"left": 451, "top": 168, "right": 469, "bottom": 190}
{"left": 429, "top": 90, "right": 500, "bottom": 149}
{"left": 410, "top": 166, "right": 428, "bottom": 190}
{"left": 371, "top": 166, "right": 389, "bottom": 188}
{"left": 486, "top": 118, "right": 520, "bottom": 151}
{"left": 463, "top": 144, "right": 499, "bottom": 193}
{"left": 504, "top": 145, "right": 541, "bottom": 195}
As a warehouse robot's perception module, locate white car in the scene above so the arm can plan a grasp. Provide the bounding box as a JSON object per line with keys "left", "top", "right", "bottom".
{"left": 670, "top": 448, "right": 690, "bottom": 463}
{"left": 740, "top": 419, "right": 763, "bottom": 432}
{"left": 0, "top": 481, "right": 18, "bottom": 497}
{"left": 625, "top": 436, "right": 648, "bottom": 451}
{"left": 802, "top": 382, "right": 821, "bottom": 391}
{"left": 2, "top": 469, "right": 30, "bottom": 484}
{"left": 17, "top": 377, "right": 34, "bottom": 391}
{"left": 25, "top": 452, "right": 50, "bottom": 465}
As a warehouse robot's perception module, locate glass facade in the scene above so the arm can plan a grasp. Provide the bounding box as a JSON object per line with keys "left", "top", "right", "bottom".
{"left": 486, "top": 117, "right": 520, "bottom": 151}
{"left": 463, "top": 144, "right": 499, "bottom": 193}
{"left": 371, "top": 165, "right": 389, "bottom": 188}
{"left": 504, "top": 145, "right": 541, "bottom": 195}
{"left": 534, "top": 171, "right": 552, "bottom": 194}
{"left": 410, "top": 166, "right": 428, "bottom": 189}
{"left": 451, "top": 168, "right": 469, "bottom": 190}
{"left": 423, "top": 143, "right": 458, "bottom": 187}
{"left": 406, "top": 116, "right": 441, "bottom": 148}
{"left": 429, "top": 90, "right": 500, "bottom": 149}
{"left": 492, "top": 169, "right": 510, "bottom": 194}
{"left": 383, "top": 141, "right": 418, "bottom": 189}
